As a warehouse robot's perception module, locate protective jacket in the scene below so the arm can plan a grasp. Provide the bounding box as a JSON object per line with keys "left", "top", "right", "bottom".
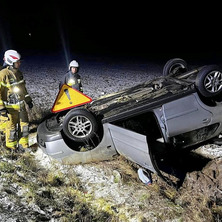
{"left": 0, "top": 66, "right": 32, "bottom": 110}
{"left": 0, "top": 66, "right": 32, "bottom": 149}
{"left": 59, "top": 71, "right": 83, "bottom": 92}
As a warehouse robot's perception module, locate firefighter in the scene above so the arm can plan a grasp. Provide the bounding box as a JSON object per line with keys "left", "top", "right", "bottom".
{"left": 0, "top": 49, "right": 33, "bottom": 150}
{"left": 0, "top": 61, "right": 6, "bottom": 143}
{"left": 0, "top": 54, "right": 8, "bottom": 136}
{"left": 59, "top": 60, "right": 83, "bottom": 92}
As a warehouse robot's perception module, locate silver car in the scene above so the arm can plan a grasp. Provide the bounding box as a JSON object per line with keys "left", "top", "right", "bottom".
{"left": 37, "top": 58, "right": 222, "bottom": 185}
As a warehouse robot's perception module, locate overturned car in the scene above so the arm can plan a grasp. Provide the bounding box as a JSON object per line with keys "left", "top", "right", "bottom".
{"left": 37, "top": 58, "right": 222, "bottom": 183}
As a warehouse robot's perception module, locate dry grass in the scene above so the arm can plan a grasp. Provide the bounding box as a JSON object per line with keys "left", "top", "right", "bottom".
{"left": 0, "top": 146, "right": 221, "bottom": 221}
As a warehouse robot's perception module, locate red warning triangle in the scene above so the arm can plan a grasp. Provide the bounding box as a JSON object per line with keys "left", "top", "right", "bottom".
{"left": 51, "top": 84, "right": 92, "bottom": 113}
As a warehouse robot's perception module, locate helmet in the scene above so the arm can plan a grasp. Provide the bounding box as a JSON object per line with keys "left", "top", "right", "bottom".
{"left": 69, "top": 60, "right": 79, "bottom": 70}
{"left": 4, "top": 50, "right": 21, "bottom": 66}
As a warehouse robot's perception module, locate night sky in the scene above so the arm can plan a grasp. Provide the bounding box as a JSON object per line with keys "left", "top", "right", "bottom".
{"left": 0, "top": 1, "right": 221, "bottom": 60}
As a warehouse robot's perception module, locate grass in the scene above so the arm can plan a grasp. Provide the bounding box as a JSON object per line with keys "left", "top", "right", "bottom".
{"left": 0, "top": 147, "right": 221, "bottom": 221}
{"left": 0, "top": 148, "right": 122, "bottom": 221}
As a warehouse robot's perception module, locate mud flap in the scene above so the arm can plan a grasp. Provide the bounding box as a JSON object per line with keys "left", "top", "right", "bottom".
{"left": 107, "top": 123, "right": 157, "bottom": 173}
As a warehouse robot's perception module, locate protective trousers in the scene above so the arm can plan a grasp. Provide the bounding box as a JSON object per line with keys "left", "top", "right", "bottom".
{"left": 0, "top": 109, "right": 8, "bottom": 133}
{"left": 6, "top": 103, "right": 29, "bottom": 149}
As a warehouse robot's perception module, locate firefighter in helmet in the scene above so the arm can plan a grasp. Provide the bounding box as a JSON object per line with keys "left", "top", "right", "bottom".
{"left": 59, "top": 60, "right": 83, "bottom": 92}
{"left": 0, "top": 60, "right": 4, "bottom": 142}
{"left": 0, "top": 49, "right": 33, "bottom": 150}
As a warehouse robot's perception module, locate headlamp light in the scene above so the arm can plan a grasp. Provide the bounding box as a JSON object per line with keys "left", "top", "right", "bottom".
{"left": 68, "top": 79, "right": 75, "bottom": 85}
{"left": 13, "top": 86, "right": 20, "bottom": 93}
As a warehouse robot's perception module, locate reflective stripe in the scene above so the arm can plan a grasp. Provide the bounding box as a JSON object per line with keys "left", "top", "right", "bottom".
{"left": 11, "top": 80, "right": 24, "bottom": 86}
{"left": 0, "top": 115, "right": 8, "bottom": 132}
{"left": 4, "top": 100, "right": 24, "bottom": 106}
{"left": 19, "top": 137, "right": 28, "bottom": 143}
{"left": 1, "top": 100, "right": 24, "bottom": 106}
{"left": 0, "top": 82, "right": 11, "bottom": 87}
{"left": 19, "top": 137, "right": 29, "bottom": 148}
{"left": 0, "top": 99, "right": 23, "bottom": 108}
{"left": 6, "top": 141, "right": 17, "bottom": 149}
{"left": 5, "top": 104, "right": 20, "bottom": 109}
{"left": 1, "top": 79, "right": 24, "bottom": 88}
{"left": 1, "top": 97, "right": 24, "bottom": 109}
{"left": 0, "top": 122, "right": 7, "bottom": 131}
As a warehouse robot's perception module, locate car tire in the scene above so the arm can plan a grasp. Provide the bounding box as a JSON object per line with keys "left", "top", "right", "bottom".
{"left": 195, "top": 65, "right": 222, "bottom": 98}
{"left": 163, "top": 58, "right": 188, "bottom": 77}
{"left": 62, "top": 108, "right": 98, "bottom": 142}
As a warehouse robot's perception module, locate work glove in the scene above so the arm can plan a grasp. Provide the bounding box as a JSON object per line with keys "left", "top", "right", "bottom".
{"left": 27, "top": 101, "right": 33, "bottom": 109}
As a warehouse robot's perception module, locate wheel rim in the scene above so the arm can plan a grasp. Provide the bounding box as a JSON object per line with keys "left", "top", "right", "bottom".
{"left": 204, "top": 70, "right": 222, "bottom": 93}
{"left": 67, "top": 115, "right": 92, "bottom": 139}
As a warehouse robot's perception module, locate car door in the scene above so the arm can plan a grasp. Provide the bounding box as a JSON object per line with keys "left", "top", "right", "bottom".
{"left": 161, "top": 93, "right": 213, "bottom": 138}
{"left": 108, "top": 123, "right": 157, "bottom": 173}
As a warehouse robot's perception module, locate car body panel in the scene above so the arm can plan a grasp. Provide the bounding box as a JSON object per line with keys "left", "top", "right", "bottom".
{"left": 37, "top": 123, "right": 118, "bottom": 163}
{"left": 37, "top": 120, "right": 77, "bottom": 158}
{"left": 158, "top": 93, "right": 213, "bottom": 137}
{"left": 108, "top": 123, "right": 157, "bottom": 173}
{"left": 153, "top": 92, "right": 222, "bottom": 147}
{"left": 61, "top": 123, "right": 118, "bottom": 165}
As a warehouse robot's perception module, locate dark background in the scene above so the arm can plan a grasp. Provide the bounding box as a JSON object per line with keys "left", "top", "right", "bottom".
{"left": 0, "top": 1, "right": 221, "bottom": 61}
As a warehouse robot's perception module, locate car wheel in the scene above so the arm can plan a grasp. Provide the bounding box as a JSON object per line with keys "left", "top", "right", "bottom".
{"left": 62, "top": 108, "right": 98, "bottom": 142}
{"left": 195, "top": 65, "right": 222, "bottom": 98}
{"left": 163, "top": 58, "right": 188, "bottom": 77}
